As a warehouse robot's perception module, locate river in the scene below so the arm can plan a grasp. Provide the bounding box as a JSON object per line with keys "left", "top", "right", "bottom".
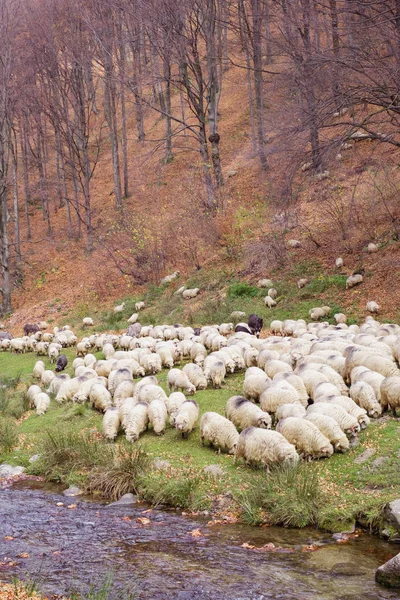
{"left": 0, "top": 481, "right": 398, "bottom": 600}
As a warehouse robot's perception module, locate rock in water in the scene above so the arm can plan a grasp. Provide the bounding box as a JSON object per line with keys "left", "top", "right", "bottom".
{"left": 384, "top": 499, "right": 400, "bottom": 532}
{"left": 63, "top": 486, "right": 83, "bottom": 497}
{"left": 375, "top": 552, "right": 400, "bottom": 588}
{"left": 0, "top": 464, "right": 25, "bottom": 478}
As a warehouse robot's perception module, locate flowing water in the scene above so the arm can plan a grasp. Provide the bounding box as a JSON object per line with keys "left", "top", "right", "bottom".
{"left": 0, "top": 481, "right": 398, "bottom": 600}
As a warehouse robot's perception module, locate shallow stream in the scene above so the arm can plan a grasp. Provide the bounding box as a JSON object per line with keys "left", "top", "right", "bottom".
{"left": 0, "top": 481, "right": 399, "bottom": 599}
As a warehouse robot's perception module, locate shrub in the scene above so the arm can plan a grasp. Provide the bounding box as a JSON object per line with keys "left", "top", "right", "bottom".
{"left": 227, "top": 282, "right": 260, "bottom": 299}
{"left": 0, "top": 418, "right": 18, "bottom": 453}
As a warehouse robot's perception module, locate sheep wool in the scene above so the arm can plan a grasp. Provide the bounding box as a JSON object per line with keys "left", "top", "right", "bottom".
{"left": 380, "top": 376, "right": 400, "bottom": 416}
{"left": 305, "top": 413, "right": 349, "bottom": 453}
{"left": 167, "top": 392, "right": 187, "bottom": 425}
{"left": 225, "top": 396, "right": 272, "bottom": 431}
{"left": 276, "top": 417, "right": 333, "bottom": 459}
{"left": 234, "top": 427, "right": 299, "bottom": 471}
{"left": 34, "top": 392, "right": 51, "bottom": 416}
{"left": 174, "top": 400, "right": 199, "bottom": 437}
{"left": 125, "top": 402, "right": 149, "bottom": 442}
{"left": 148, "top": 399, "right": 168, "bottom": 435}
{"left": 103, "top": 407, "right": 121, "bottom": 441}
{"left": 200, "top": 412, "right": 239, "bottom": 455}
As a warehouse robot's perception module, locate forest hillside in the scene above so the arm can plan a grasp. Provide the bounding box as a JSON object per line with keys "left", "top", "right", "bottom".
{"left": 1, "top": 0, "right": 400, "bottom": 328}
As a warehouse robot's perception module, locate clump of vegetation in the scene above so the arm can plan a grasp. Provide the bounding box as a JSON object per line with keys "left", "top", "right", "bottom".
{"left": 227, "top": 282, "right": 260, "bottom": 299}
{"left": 0, "top": 418, "right": 19, "bottom": 454}
{"left": 237, "top": 464, "right": 323, "bottom": 528}
{"left": 138, "top": 469, "right": 208, "bottom": 511}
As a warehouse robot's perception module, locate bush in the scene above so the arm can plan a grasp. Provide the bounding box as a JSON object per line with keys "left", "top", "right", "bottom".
{"left": 227, "top": 282, "right": 260, "bottom": 299}
{"left": 0, "top": 418, "right": 18, "bottom": 453}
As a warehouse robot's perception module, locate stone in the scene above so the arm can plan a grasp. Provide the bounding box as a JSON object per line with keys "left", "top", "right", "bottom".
{"left": 354, "top": 448, "right": 376, "bottom": 464}
{"left": 348, "top": 436, "right": 360, "bottom": 449}
{"left": 375, "top": 552, "right": 400, "bottom": 588}
{"left": 105, "top": 493, "right": 138, "bottom": 508}
{"left": 0, "top": 464, "right": 25, "bottom": 478}
{"left": 330, "top": 562, "right": 366, "bottom": 577}
{"left": 203, "top": 464, "right": 224, "bottom": 478}
{"left": 226, "top": 169, "right": 237, "bottom": 178}
{"left": 384, "top": 500, "right": 400, "bottom": 533}
{"left": 370, "top": 456, "right": 389, "bottom": 471}
{"left": 63, "top": 486, "right": 83, "bottom": 497}
{"left": 153, "top": 459, "right": 171, "bottom": 471}
{"left": 29, "top": 454, "right": 40, "bottom": 464}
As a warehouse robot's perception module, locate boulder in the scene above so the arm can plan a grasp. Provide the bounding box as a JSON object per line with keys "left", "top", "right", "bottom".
{"left": 384, "top": 500, "right": 400, "bottom": 533}
{"left": 105, "top": 493, "right": 138, "bottom": 508}
{"left": 63, "top": 486, "right": 83, "bottom": 497}
{"left": 375, "top": 552, "right": 400, "bottom": 588}
{"left": 0, "top": 464, "right": 25, "bottom": 478}
{"left": 354, "top": 448, "right": 375, "bottom": 464}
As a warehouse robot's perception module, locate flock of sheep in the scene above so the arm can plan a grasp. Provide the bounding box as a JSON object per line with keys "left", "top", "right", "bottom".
{"left": 8, "top": 304, "right": 400, "bottom": 473}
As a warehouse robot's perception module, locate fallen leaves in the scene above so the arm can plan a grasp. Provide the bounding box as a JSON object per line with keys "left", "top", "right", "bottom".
{"left": 241, "top": 542, "right": 295, "bottom": 553}
{"left": 136, "top": 517, "right": 151, "bottom": 525}
{"left": 3, "top": 536, "right": 14, "bottom": 541}
{"left": 16, "top": 553, "right": 30, "bottom": 558}
{"left": 187, "top": 528, "right": 202, "bottom": 538}
{"left": 67, "top": 504, "right": 77, "bottom": 509}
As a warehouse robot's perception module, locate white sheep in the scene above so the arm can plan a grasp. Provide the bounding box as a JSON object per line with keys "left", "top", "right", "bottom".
{"left": 270, "top": 320, "right": 284, "bottom": 335}
{"left": 167, "top": 369, "right": 196, "bottom": 394}
{"left": 84, "top": 353, "right": 97, "bottom": 367}
{"left": 367, "top": 243, "right": 378, "bottom": 253}
{"left": 346, "top": 274, "right": 363, "bottom": 289}
{"left": 135, "top": 301, "right": 145, "bottom": 312}
{"left": 200, "top": 412, "right": 239, "bottom": 454}
{"left": 230, "top": 310, "right": 246, "bottom": 321}
{"left": 225, "top": 396, "right": 272, "bottom": 431}
{"left": 141, "top": 353, "right": 162, "bottom": 375}
{"left": 156, "top": 345, "right": 175, "bottom": 369}
{"left": 137, "top": 384, "right": 168, "bottom": 404}
{"left": 125, "top": 402, "right": 149, "bottom": 442}
{"left": 273, "top": 372, "right": 309, "bottom": 406}
{"left": 275, "top": 403, "right": 306, "bottom": 420}
{"left": 244, "top": 347, "right": 259, "bottom": 367}
{"left": 118, "top": 396, "right": 140, "bottom": 428}
{"left": 103, "top": 407, "right": 121, "bottom": 441}
{"left": 148, "top": 399, "right": 168, "bottom": 435}
{"left": 276, "top": 417, "right": 333, "bottom": 460}
{"left": 82, "top": 317, "right": 94, "bottom": 327}
{"left": 108, "top": 368, "right": 133, "bottom": 396}
{"left": 203, "top": 357, "right": 226, "bottom": 388}
{"left": 287, "top": 239, "right": 301, "bottom": 248}
{"left": 33, "top": 360, "right": 45, "bottom": 380}
{"left": 174, "top": 400, "right": 199, "bottom": 437}
{"left": 351, "top": 367, "right": 385, "bottom": 401}
{"left": 34, "top": 392, "right": 51, "bottom": 416}
{"left": 76, "top": 341, "right": 91, "bottom": 357}
{"left": 90, "top": 384, "right": 113, "bottom": 412}
{"left": 234, "top": 427, "right": 299, "bottom": 471}
{"left": 167, "top": 392, "right": 187, "bottom": 425}
{"left": 350, "top": 381, "right": 382, "bottom": 418}
{"left": 114, "top": 302, "right": 126, "bottom": 314}
{"left": 46, "top": 374, "right": 70, "bottom": 396}
{"left": 380, "top": 376, "right": 400, "bottom": 416}
{"left": 366, "top": 301, "right": 380, "bottom": 314}
{"left": 27, "top": 384, "right": 42, "bottom": 408}
{"left": 259, "top": 380, "right": 300, "bottom": 414}
{"left": 190, "top": 342, "right": 208, "bottom": 367}
{"left": 128, "top": 313, "right": 139, "bottom": 324}
{"left": 305, "top": 413, "right": 349, "bottom": 452}
{"left": 41, "top": 370, "right": 56, "bottom": 387}
{"left": 306, "top": 402, "right": 360, "bottom": 437}
{"left": 257, "top": 279, "right": 273, "bottom": 288}
{"left": 161, "top": 271, "right": 180, "bottom": 285}
{"left": 73, "top": 377, "right": 107, "bottom": 404}
{"left": 242, "top": 367, "right": 270, "bottom": 401}
{"left": 268, "top": 288, "right": 278, "bottom": 299}
{"left": 264, "top": 359, "right": 292, "bottom": 379}
{"left": 182, "top": 363, "right": 207, "bottom": 390}
{"left": 182, "top": 288, "right": 200, "bottom": 299}
{"left": 264, "top": 295, "right": 277, "bottom": 308}
{"left": 334, "top": 313, "right": 347, "bottom": 324}
{"left": 219, "top": 323, "right": 234, "bottom": 336}
{"left": 48, "top": 345, "right": 59, "bottom": 363}
{"left": 113, "top": 380, "right": 136, "bottom": 407}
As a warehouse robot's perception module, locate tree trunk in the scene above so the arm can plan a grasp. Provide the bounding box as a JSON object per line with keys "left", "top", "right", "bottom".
{"left": 11, "top": 139, "right": 21, "bottom": 268}
{"left": 250, "top": 0, "right": 268, "bottom": 170}
{"left": 36, "top": 122, "right": 51, "bottom": 236}
{"left": 117, "top": 19, "right": 129, "bottom": 198}
{"left": 164, "top": 58, "right": 173, "bottom": 163}
{"left": 20, "top": 118, "right": 31, "bottom": 240}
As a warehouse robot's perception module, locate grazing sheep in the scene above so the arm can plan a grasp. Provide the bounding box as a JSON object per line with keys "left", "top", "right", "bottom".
{"left": 156, "top": 345, "right": 175, "bottom": 369}
{"left": 287, "top": 239, "right": 301, "bottom": 248}
{"left": 244, "top": 347, "right": 259, "bottom": 368}
{"left": 126, "top": 323, "right": 142, "bottom": 338}
{"left": 362, "top": 354, "right": 400, "bottom": 378}
{"left": 182, "top": 363, "right": 207, "bottom": 390}
{"left": 55, "top": 355, "right": 68, "bottom": 372}
{"left": 148, "top": 399, "right": 168, "bottom": 435}
{"left": 273, "top": 372, "right": 309, "bottom": 406}
{"left": 27, "top": 384, "right": 42, "bottom": 408}
{"left": 114, "top": 302, "right": 126, "bottom": 314}
{"left": 119, "top": 397, "right": 140, "bottom": 428}
{"left": 276, "top": 417, "right": 333, "bottom": 460}
{"left": 108, "top": 368, "right": 133, "bottom": 396}
{"left": 335, "top": 257, "right": 344, "bottom": 268}
{"left": 141, "top": 353, "right": 162, "bottom": 375}
{"left": 190, "top": 342, "right": 208, "bottom": 367}
{"left": 133, "top": 376, "right": 159, "bottom": 398}
{"left": 230, "top": 310, "right": 246, "bottom": 322}
{"left": 334, "top": 313, "right": 347, "bottom": 324}
{"left": 351, "top": 367, "right": 385, "bottom": 401}
{"left": 103, "top": 407, "right": 121, "bottom": 441}
{"left": 33, "top": 360, "right": 46, "bottom": 380}
{"left": 168, "top": 369, "right": 196, "bottom": 394}
{"left": 297, "top": 278, "right": 308, "bottom": 289}
{"left": 90, "top": 384, "right": 113, "bottom": 412}
{"left": 125, "top": 402, "right": 149, "bottom": 442}
{"left": 243, "top": 367, "right": 270, "bottom": 401}
{"left": 346, "top": 274, "right": 363, "bottom": 289}
{"left": 137, "top": 384, "right": 168, "bottom": 404}
{"left": 128, "top": 313, "right": 139, "bottom": 324}
{"left": 113, "top": 380, "right": 136, "bottom": 407}
{"left": 268, "top": 288, "right": 278, "bottom": 300}
{"left": 46, "top": 374, "right": 70, "bottom": 396}
{"left": 366, "top": 301, "right": 380, "bottom": 314}
{"left": 275, "top": 403, "right": 306, "bottom": 420}
{"left": 84, "top": 353, "right": 97, "bottom": 367}
{"left": 182, "top": 288, "right": 200, "bottom": 299}
{"left": 135, "top": 301, "right": 145, "bottom": 312}
{"left": 350, "top": 381, "right": 382, "bottom": 418}
{"left": 219, "top": 323, "right": 234, "bottom": 336}
{"left": 368, "top": 243, "right": 378, "bottom": 253}
{"left": 259, "top": 380, "right": 300, "bottom": 414}
{"left": 380, "top": 376, "right": 400, "bottom": 416}
{"left": 161, "top": 271, "right": 180, "bottom": 285}
{"left": 225, "top": 396, "right": 272, "bottom": 431}
{"left": 76, "top": 341, "right": 91, "bottom": 357}
{"left": 234, "top": 427, "right": 299, "bottom": 471}
{"left": 257, "top": 279, "right": 273, "bottom": 288}
{"left": 174, "top": 400, "right": 199, "bottom": 438}
{"left": 34, "top": 392, "right": 51, "bottom": 416}
{"left": 264, "top": 359, "right": 292, "bottom": 379}
{"left": 203, "top": 357, "right": 226, "bottom": 388}
{"left": 264, "top": 295, "right": 277, "bottom": 308}
{"left": 38, "top": 321, "right": 48, "bottom": 331}
{"left": 270, "top": 320, "right": 284, "bottom": 335}
{"left": 167, "top": 392, "right": 187, "bottom": 425}
{"left": 321, "top": 395, "right": 370, "bottom": 429}
{"left": 35, "top": 341, "right": 49, "bottom": 356}
{"left": 306, "top": 403, "right": 360, "bottom": 437}
{"left": 41, "top": 370, "right": 56, "bottom": 387}
{"left": 73, "top": 377, "right": 107, "bottom": 404}
{"left": 82, "top": 317, "right": 94, "bottom": 327}
{"left": 200, "top": 412, "right": 239, "bottom": 454}
{"left": 305, "top": 413, "right": 349, "bottom": 452}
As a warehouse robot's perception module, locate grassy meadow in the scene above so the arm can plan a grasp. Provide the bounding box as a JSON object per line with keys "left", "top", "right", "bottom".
{"left": 1, "top": 264, "right": 400, "bottom": 534}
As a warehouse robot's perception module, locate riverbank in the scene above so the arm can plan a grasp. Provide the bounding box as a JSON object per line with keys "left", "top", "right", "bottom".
{"left": 1, "top": 348, "right": 400, "bottom": 536}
